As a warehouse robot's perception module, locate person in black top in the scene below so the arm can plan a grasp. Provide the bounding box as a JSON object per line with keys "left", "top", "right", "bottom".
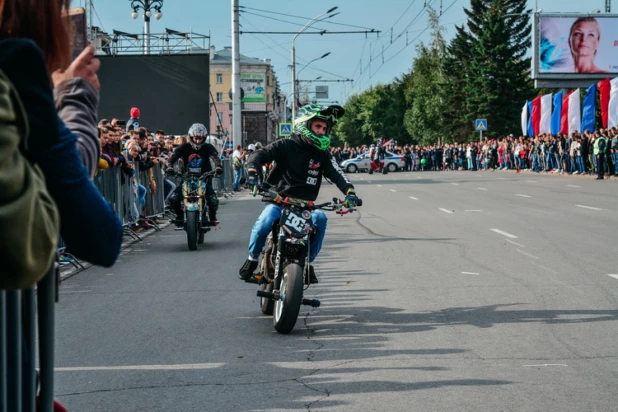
{"left": 238, "top": 105, "right": 359, "bottom": 283}
{"left": 168, "top": 123, "right": 222, "bottom": 228}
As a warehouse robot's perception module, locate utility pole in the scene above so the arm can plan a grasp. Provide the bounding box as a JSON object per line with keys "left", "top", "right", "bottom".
{"left": 231, "top": 0, "right": 242, "bottom": 149}
{"left": 606, "top": 0, "right": 611, "bottom": 12}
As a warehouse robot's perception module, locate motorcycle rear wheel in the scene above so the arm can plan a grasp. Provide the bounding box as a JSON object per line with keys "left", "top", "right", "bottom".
{"left": 273, "top": 263, "right": 303, "bottom": 334}
{"left": 186, "top": 211, "right": 198, "bottom": 251}
{"left": 260, "top": 282, "right": 274, "bottom": 315}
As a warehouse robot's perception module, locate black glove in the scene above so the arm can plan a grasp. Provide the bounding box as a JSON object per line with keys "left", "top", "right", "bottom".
{"left": 246, "top": 170, "right": 258, "bottom": 188}
{"left": 343, "top": 189, "right": 358, "bottom": 208}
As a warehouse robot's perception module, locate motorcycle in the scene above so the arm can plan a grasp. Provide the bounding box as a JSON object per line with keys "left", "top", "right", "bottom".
{"left": 248, "top": 189, "right": 362, "bottom": 334}
{"left": 169, "top": 169, "right": 217, "bottom": 251}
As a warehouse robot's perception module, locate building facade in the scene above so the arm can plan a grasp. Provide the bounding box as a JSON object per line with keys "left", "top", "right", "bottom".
{"left": 209, "top": 47, "right": 283, "bottom": 148}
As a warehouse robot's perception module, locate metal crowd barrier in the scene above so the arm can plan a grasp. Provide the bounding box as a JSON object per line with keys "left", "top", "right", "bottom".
{"left": 137, "top": 164, "right": 166, "bottom": 220}
{"left": 1, "top": 262, "right": 57, "bottom": 412}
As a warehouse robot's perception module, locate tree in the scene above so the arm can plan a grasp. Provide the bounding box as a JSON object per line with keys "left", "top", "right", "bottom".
{"left": 463, "top": 0, "right": 533, "bottom": 137}
{"left": 403, "top": 7, "right": 447, "bottom": 146}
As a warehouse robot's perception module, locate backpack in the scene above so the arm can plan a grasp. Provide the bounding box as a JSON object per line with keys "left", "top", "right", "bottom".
{"left": 0, "top": 69, "right": 60, "bottom": 289}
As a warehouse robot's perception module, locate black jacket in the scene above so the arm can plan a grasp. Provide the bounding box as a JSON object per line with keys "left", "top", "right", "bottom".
{"left": 169, "top": 142, "right": 221, "bottom": 174}
{"left": 246, "top": 134, "right": 354, "bottom": 201}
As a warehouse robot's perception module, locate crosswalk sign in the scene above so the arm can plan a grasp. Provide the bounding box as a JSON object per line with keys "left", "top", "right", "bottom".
{"left": 475, "top": 119, "right": 487, "bottom": 131}
{"left": 279, "top": 123, "right": 292, "bottom": 137}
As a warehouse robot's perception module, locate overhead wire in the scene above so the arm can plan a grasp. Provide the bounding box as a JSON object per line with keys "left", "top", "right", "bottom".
{"left": 239, "top": 6, "right": 376, "bottom": 30}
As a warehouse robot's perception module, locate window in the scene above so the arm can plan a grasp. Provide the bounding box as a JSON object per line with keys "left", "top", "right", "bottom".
{"left": 216, "top": 73, "right": 223, "bottom": 84}
{"left": 217, "top": 112, "right": 224, "bottom": 122}
{"left": 216, "top": 92, "right": 223, "bottom": 103}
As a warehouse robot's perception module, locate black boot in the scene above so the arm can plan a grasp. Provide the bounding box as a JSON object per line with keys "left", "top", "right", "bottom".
{"left": 308, "top": 265, "right": 318, "bottom": 284}
{"left": 239, "top": 259, "right": 258, "bottom": 281}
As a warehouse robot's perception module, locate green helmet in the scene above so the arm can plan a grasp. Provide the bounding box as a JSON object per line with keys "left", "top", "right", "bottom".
{"left": 293, "top": 104, "right": 345, "bottom": 150}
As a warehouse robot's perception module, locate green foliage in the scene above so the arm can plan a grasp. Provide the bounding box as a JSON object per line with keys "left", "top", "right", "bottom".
{"left": 337, "top": 0, "right": 534, "bottom": 145}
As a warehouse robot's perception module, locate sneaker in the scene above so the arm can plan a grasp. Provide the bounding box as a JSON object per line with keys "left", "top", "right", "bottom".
{"left": 308, "top": 265, "right": 318, "bottom": 284}
{"left": 239, "top": 259, "right": 258, "bottom": 280}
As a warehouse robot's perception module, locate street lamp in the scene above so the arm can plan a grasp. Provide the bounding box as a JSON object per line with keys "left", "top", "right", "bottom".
{"left": 291, "top": 6, "right": 338, "bottom": 121}
{"left": 129, "top": 0, "right": 163, "bottom": 55}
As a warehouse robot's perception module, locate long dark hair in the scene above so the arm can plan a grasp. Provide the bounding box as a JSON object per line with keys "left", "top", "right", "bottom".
{"left": 0, "top": 0, "right": 73, "bottom": 72}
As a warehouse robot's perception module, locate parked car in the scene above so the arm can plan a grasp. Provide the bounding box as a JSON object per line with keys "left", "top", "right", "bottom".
{"left": 340, "top": 151, "right": 405, "bottom": 173}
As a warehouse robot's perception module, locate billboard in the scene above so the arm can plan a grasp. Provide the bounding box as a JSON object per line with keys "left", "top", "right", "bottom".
{"left": 536, "top": 14, "right": 618, "bottom": 77}
{"left": 240, "top": 73, "right": 266, "bottom": 103}
{"left": 97, "top": 54, "right": 210, "bottom": 135}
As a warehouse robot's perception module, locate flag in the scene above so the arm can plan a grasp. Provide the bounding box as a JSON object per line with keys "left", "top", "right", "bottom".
{"left": 540, "top": 93, "right": 552, "bottom": 134}
{"left": 527, "top": 101, "right": 534, "bottom": 137}
{"left": 608, "top": 77, "right": 618, "bottom": 128}
{"left": 560, "top": 91, "right": 570, "bottom": 134}
{"left": 581, "top": 84, "right": 596, "bottom": 133}
{"left": 531, "top": 96, "right": 541, "bottom": 136}
{"left": 521, "top": 101, "right": 528, "bottom": 137}
{"left": 598, "top": 78, "right": 611, "bottom": 128}
{"left": 550, "top": 91, "right": 563, "bottom": 135}
{"left": 568, "top": 89, "right": 581, "bottom": 134}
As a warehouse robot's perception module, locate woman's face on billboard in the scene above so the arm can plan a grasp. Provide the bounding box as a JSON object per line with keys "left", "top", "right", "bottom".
{"left": 569, "top": 21, "right": 600, "bottom": 57}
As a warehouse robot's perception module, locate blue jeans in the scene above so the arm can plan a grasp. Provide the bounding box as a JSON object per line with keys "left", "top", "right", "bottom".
{"left": 233, "top": 167, "right": 242, "bottom": 190}
{"left": 163, "top": 178, "right": 176, "bottom": 202}
{"left": 248, "top": 203, "right": 327, "bottom": 263}
{"left": 137, "top": 184, "right": 146, "bottom": 209}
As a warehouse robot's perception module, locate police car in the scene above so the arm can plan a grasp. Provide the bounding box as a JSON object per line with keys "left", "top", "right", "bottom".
{"left": 340, "top": 151, "right": 405, "bottom": 173}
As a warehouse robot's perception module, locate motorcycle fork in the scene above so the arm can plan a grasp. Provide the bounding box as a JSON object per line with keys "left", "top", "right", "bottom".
{"left": 273, "top": 235, "right": 284, "bottom": 291}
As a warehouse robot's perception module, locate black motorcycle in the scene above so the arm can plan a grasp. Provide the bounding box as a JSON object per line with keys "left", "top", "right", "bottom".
{"left": 249, "top": 190, "right": 361, "bottom": 334}
{"left": 169, "top": 169, "right": 217, "bottom": 250}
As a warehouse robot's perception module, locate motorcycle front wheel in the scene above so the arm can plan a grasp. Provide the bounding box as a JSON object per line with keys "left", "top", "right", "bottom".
{"left": 198, "top": 208, "right": 207, "bottom": 244}
{"left": 186, "top": 210, "right": 198, "bottom": 251}
{"left": 273, "top": 263, "right": 303, "bottom": 334}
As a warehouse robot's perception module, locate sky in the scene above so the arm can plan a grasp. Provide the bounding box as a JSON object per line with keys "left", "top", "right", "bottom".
{"left": 84, "top": 0, "right": 608, "bottom": 104}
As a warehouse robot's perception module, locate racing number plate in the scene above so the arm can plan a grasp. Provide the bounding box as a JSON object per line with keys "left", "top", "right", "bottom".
{"left": 281, "top": 209, "right": 310, "bottom": 237}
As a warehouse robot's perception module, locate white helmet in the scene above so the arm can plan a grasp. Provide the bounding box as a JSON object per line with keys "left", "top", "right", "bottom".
{"left": 248, "top": 144, "right": 256, "bottom": 151}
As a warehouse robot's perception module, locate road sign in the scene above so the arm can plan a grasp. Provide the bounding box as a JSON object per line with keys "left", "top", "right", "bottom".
{"left": 475, "top": 119, "right": 487, "bottom": 131}
{"left": 279, "top": 123, "right": 292, "bottom": 137}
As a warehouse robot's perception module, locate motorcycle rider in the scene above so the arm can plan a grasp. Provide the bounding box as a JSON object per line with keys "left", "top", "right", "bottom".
{"left": 167, "top": 123, "right": 222, "bottom": 229}
{"left": 238, "top": 105, "right": 360, "bottom": 283}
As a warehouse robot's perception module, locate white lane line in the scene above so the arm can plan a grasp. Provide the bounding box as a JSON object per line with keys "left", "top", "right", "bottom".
{"left": 439, "top": 208, "right": 454, "bottom": 214}
{"left": 506, "top": 239, "right": 526, "bottom": 248}
{"left": 390, "top": 189, "right": 397, "bottom": 192}
{"left": 515, "top": 194, "right": 531, "bottom": 198}
{"left": 608, "top": 274, "right": 618, "bottom": 280}
{"left": 451, "top": 183, "right": 460, "bottom": 186}
{"left": 409, "top": 196, "right": 418, "bottom": 200}
{"left": 56, "top": 363, "right": 226, "bottom": 372}
{"left": 523, "top": 364, "right": 568, "bottom": 367}
{"left": 567, "top": 184, "right": 581, "bottom": 188}
{"left": 477, "top": 187, "right": 488, "bottom": 191}
{"left": 491, "top": 229, "right": 518, "bottom": 239}
{"left": 461, "top": 272, "right": 480, "bottom": 275}
{"left": 465, "top": 210, "right": 483, "bottom": 212}
{"left": 575, "top": 204, "right": 602, "bottom": 211}
{"left": 517, "top": 249, "right": 539, "bottom": 259}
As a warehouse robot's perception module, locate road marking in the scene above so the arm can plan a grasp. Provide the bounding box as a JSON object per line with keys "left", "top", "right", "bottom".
{"left": 56, "top": 363, "right": 226, "bottom": 372}
{"left": 461, "top": 272, "right": 479, "bottom": 275}
{"left": 515, "top": 194, "right": 531, "bottom": 198}
{"left": 477, "top": 187, "right": 488, "bottom": 191}
{"left": 506, "top": 239, "right": 525, "bottom": 248}
{"left": 409, "top": 196, "right": 418, "bottom": 200}
{"left": 439, "top": 208, "right": 454, "bottom": 214}
{"left": 465, "top": 210, "right": 483, "bottom": 212}
{"left": 491, "top": 229, "right": 518, "bottom": 239}
{"left": 575, "top": 204, "right": 602, "bottom": 211}
{"left": 390, "top": 189, "right": 397, "bottom": 192}
{"left": 567, "top": 184, "right": 581, "bottom": 188}
{"left": 451, "top": 183, "right": 460, "bottom": 186}
{"left": 377, "top": 184, "right": 382, "bottom": 187}
{"left": 608, "top": 274, "right": 618, "bottom": 280}
{"left": 517, "top": 249, "right": 539, "bottom": 259}
{"left": 523, "top": 364, "right": 568, "bottom": 367}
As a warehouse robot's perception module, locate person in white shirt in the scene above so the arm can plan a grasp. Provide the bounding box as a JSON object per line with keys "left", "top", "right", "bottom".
{"left": 232, "top": 144, "right": 244, "bottom": 191}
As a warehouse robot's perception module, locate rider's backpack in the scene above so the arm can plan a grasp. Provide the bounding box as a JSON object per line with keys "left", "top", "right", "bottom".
{"left": 0, "top": 69, "right": 60, "bottom": 289}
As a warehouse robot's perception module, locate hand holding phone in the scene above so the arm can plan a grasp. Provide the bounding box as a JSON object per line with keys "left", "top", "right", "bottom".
{"left": 51, "top": 46, "right": 101, "bottom": 91}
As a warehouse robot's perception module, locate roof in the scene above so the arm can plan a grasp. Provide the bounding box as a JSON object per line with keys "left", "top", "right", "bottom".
{"left": 211, "top": 47, "right": 267, "bottom": 65}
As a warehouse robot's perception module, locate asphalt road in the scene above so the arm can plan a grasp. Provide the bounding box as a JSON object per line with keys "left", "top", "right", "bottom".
{"left": 55, "top": 170, "right": 618, "bottom": 411}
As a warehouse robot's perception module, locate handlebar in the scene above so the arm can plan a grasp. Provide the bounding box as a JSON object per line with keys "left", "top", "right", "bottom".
{"left": 255, "top": 189, "right": 362, "bottom": 214}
